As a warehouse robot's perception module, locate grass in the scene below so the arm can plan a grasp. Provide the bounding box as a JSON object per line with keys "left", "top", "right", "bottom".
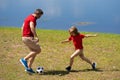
{"left": 0, "top": 27, "right": 120, "bottom": 80}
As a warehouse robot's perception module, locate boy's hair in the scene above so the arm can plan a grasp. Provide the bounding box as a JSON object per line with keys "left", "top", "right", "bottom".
{"left": 34, "top": 9, "right": 43, "bottom": 15}
{"left": 69, "top": 26, "right": 79, "bottom": 35}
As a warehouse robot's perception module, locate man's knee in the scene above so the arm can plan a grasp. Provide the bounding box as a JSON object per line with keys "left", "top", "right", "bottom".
{"left": 34, "top": 48, "right": 41, "bottom": 54}
{"left": 37, "top": 48, "right": 41, "bottom": 54}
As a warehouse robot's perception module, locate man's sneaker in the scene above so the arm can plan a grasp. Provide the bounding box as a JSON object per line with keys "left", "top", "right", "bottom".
{"left": 66, "top": 66, "right": 71, "bottom": 71}
{"left": 25, "top": 68, "right": 35, "bottom": 74}
{"left": 92, "top": 63, "right": 96, "bottom": 70}
{"left": 20, "top": 58, "right": 28, "bottom": 69}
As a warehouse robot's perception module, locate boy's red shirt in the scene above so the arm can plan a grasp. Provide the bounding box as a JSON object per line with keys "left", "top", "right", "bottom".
{"left": 22, "top": 14, "right": 37, "bottom": 37}
{"left": 69, "top": 34, "right": 85, "bottom": 50}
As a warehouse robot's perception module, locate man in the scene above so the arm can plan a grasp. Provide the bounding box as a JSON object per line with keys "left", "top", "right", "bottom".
{"left": 20, "top": 9, "right": 43, "bottom": 73}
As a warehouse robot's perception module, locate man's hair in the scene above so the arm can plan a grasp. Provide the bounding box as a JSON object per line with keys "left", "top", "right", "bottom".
{"left": 69, "top": 26, "right": 79, "bottom": 35}
{"left": 34, "top": 9, "right": 43, "bottom": 15}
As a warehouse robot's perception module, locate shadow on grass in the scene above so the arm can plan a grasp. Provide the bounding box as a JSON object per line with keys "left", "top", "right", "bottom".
{"left": 36, "top": 68, "right": 120, "bottom": 76}
{"left": 71, "top": 68, "right": 103, "bottom": 72}
{"left": 43, "top": 70, "right": 69, "bottom": 76}
{"left": 43, "top": 68, "right": 102, "bottom": 76}
{"left": 95, "top": 68, "right": 120, "bottom": 72}
{"left": 71, "top": 68, "right": 120, "bottom": 72}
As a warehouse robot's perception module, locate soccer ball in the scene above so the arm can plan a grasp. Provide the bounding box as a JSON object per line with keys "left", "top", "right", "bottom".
{"left": 36, "top": 66, "right": 44, "bottom": 74}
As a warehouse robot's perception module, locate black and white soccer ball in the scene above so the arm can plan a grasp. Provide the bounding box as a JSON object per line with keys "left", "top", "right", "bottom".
{"left": 36, "top": 66, "right": 44, "bottom": 74}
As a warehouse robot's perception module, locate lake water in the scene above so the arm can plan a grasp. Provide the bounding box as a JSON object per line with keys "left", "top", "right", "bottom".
{"left": 0, "top": 0, "right": 120, "bottom": 34}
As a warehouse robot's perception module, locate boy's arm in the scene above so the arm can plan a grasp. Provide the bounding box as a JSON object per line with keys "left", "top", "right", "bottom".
{"left": 61, "top": 39, "right": 70, "bottom": 43}
{"left": 85, "top": 34, "right": 97, "bottom": 38}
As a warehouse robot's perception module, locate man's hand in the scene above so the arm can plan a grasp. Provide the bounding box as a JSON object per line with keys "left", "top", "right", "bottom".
{"left": 34, "top": 37, "right": 39, "bottom": 43}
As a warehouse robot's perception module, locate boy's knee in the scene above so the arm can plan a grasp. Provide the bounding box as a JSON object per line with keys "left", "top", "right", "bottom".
{"left": 81, "top": 57, "right": 84, "bottom": 60}
{"left": 70, "top": 56, "right": 74, "bottom": 60}
{"left": 80, "top": 55, "right": 85, "bottom": 60}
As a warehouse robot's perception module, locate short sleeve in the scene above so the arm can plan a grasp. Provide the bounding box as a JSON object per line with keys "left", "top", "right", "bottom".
{"left": 30, "top": 16, "right": 36, "bottom": 27}
{"left": 30, "top": 17, "right": 36, "bottom": 23}
{"left": 68, "top": 36, "right": 72, "bottom": 41}
{"left": 80, "top": 34, "right": 85, "bottom": 38}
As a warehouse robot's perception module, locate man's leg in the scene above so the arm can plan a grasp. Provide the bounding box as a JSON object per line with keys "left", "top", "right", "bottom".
{"left": 20, "top": 51, "right": 37, "bottom": 70}
{"left": 20, "top": 37, "right": 41, "bottom": 73}
{"left": 27, "top": 53, "right": 37, "bottom": 68}
{"left": 24, "top": 51, "right": 40, "bottom": 73}
{"left": 24, "top": 51, "right": 36, "bottom": 61}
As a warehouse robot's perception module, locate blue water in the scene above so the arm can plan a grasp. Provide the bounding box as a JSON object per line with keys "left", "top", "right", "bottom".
{"left": 0, "top": 0, "right": 120, "bottom": 34}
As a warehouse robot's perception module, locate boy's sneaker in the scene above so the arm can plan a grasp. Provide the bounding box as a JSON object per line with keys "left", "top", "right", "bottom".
{"left": 66, "top": 66, "right": 71, "bottom": 71}
{"left": 20, "top": 58, "right": 28, "bottom": 69}
{"left": 92, "top": 63, "right": 96, "bottom": 70}
{"left": 25, "top": 68, "right": 35, "bottom": 74}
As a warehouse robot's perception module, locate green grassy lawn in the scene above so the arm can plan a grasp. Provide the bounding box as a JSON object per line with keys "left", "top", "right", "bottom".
{"left": 0, "top": 27, "right": 120, "bottom": 80}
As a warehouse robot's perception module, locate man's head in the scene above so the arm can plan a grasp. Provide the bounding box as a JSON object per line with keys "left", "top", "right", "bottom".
{"left": 34, "top": 9, "right": 43, "bottom": 19}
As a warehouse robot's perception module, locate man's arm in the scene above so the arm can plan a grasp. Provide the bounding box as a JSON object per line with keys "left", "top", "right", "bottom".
{"left": 21, "top": 23, "right": 24, "bottom": 34}
{"left": 30, "top": 21, "right": 39, "bottom": 42}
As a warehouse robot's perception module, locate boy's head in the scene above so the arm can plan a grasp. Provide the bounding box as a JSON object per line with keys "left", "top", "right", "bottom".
{"left": 69, "top": 26, "right": 79, "bottom": 36}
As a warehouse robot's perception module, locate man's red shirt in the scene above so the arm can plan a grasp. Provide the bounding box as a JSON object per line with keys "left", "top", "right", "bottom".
{"left": 22, "top": 14, "right": 37, "bottom": 37}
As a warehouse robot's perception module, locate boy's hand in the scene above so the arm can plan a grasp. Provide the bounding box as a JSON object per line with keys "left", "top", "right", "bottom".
{"left": 85, "top": 34, "right": 98, "bottom": 37}
{"left": 61, "top": 39, "right": 70, "bottom": 43}
{"left": 61, "top": 41, "right": 65, "bottom": 43}
{"left": 93, "top": 34, "right": 97, "bottom": 37}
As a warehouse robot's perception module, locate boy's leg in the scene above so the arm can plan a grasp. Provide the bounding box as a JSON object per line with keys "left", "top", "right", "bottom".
{"left": 79, "top": 50, "right": 96, "bottom": 69}
{"left": 70, "top": 49, "right": 81, "bottom": 67}
{"left": 79, "top": 50, "right": 92, "bottom": 65}
{"left": 66, "top": 49, "right": 81, "bottom": 71}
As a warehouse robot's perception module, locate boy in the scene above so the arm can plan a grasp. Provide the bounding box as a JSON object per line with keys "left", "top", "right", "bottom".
{"left": 61, "top": 26, "right": 97, "bottom": 71}
{"left": 20, "top": 9, "right": 43, "bottom": 73}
